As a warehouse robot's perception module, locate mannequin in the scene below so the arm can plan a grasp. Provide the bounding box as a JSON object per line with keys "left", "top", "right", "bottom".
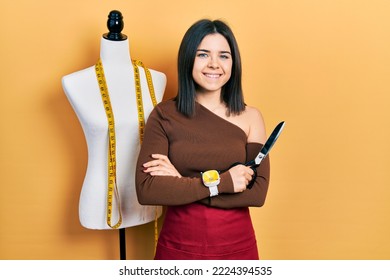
{"left": 62, "top": 11, "right": 166, "bottom": 230}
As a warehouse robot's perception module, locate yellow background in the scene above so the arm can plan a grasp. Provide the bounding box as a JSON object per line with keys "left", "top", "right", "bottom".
{"left": 1, "top": 0, "right": 389, "bottom": 260}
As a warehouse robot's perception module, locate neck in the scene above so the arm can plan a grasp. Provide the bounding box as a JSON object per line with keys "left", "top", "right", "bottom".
{"left": 196, "top": 90, "right": 221, "bottom": 103}
{"left": 195, "top": 92, "right": 225, "bottom": 112}
{"left": 100, "top": 37, "right": 132, "bottom": 64}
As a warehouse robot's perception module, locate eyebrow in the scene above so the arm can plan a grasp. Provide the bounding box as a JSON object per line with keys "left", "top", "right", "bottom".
{"left": 196, "top": 49, "right": 232, "bottom": 55}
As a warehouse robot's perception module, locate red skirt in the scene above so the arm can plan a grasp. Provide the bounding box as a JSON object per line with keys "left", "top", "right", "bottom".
{"left": 154, "top": 203, "right": 259, "bottom": 260}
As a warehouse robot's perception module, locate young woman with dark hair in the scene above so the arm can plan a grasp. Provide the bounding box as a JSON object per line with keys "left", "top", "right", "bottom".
{"left": 135, "top": 19, "right": 270, "bottom": 260}
{"left": 176, "top": 19, "right": 245, "bottom": 117}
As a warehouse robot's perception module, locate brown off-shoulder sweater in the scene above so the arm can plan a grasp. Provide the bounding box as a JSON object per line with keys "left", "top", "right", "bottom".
{"left": 135, "top": 99, "right": 270, "bottom": 209}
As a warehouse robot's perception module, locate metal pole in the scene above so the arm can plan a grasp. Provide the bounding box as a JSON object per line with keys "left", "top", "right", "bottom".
{"left": 119, "top": 228, "right": 126, "bottom": 260}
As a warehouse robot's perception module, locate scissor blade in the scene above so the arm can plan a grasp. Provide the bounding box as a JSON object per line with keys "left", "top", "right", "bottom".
{"left": 254, "top": 121, "right": 285, "bottom": 165}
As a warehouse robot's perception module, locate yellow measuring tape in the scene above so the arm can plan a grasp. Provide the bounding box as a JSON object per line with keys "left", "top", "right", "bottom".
{"left": 132, "top": 60, "right": 157, "bottom": 143}
{"left": 95, "top": 59, "right": 158, "bottom": 240}
{"left": 95, "top": 59, "right": 122, "bottom": 229}
{"left": 131, "top": 60, "right": 159, "bottom": 250}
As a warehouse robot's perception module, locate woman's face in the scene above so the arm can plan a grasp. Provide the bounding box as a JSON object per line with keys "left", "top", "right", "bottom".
{"left": 192, "top": 33, "right": 232, "bottom": 95}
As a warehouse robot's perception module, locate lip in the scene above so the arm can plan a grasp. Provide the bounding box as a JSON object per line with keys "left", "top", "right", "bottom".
{"left": 203, "top": 73, "right": 222, "bottom": 78}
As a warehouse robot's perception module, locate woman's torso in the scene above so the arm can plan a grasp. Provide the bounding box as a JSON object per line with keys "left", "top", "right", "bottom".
{"left": 155, "top": 100, "right": 258, "bottom": 259}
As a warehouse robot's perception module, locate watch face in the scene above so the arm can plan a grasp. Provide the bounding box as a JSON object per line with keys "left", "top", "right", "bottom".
{"left": 202, "top": 170, "right": 219, "bottom": 185}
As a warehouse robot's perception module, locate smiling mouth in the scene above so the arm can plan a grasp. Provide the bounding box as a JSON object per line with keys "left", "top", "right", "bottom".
{"left": 204, "top": 73, "right": 221, "bottom": 78}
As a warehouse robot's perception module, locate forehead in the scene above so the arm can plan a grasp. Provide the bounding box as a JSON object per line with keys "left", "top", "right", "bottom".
{"left": 197, "top": 33, "right": 231, "bottom": 51}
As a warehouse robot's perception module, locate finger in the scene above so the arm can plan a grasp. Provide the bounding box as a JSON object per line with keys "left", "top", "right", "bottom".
{"left": 151, "top": 156, "right": 174, "bottom": 168}
{"left": 145, "top": 167, "right": 172, "bottom": 176}
{"left": 151, "top": 154, "right": 170, "bottom": 162}
{"left": 246, "top": 166, "right": 254, "bottom": 176}
{"left": 143, "top": 161, "right": 157, "bottom": 168}
{"left": 143, "top": 159, "right": 168, "bottom": 168}
{"left": 144, "top": 165, "right": 170, "bottom": 172}
{"left": 149, "top": 170, "right": 173, "bottom": 176}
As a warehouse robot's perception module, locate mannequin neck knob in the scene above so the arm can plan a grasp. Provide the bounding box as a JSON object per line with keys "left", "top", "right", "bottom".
{"left": 103, "top": 10, "right": 127, "bottom": 41}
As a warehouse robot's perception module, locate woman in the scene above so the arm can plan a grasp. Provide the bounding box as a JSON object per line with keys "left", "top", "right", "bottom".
{"left": 135, "top": 19, "right": 270, "bottom": 260}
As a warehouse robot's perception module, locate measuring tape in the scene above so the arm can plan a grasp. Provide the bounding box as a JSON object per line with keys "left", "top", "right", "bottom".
{"left": 132, "top": 60, "right": 159, "bottom": 250}
{"left": 95, "top": 59, "right": 122, "bottom": 229}
{"left": 132, "top": 60, "right": 157, "bottom": 142}
{"left": 95, "top": 59, "right": 159, "bottom": 246}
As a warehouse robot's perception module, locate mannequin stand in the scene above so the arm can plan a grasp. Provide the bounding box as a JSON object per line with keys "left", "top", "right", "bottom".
{"left": 62, "top": 10, "right": 165, "bottom": 260}
{"left": 119, "top": 228, "right": 126, "bottom": 259}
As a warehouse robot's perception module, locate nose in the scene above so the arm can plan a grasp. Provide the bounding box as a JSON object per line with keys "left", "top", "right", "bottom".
{"left": 207, "top": 56, "right": 219, "bottom": 69}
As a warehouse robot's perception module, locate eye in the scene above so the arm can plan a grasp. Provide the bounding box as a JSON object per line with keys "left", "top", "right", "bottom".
{"left": 196, "top": 52, "right": 209, "bottom": 58}
{"left": 220, "top": 53, "right": 231, "bottom": 60}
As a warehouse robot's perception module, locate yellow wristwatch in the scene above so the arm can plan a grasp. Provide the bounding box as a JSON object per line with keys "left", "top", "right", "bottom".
{"left": 201, "top": 170, "right": 220, "bottom": 197}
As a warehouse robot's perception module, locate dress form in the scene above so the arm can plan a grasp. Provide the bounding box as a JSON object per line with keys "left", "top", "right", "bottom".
{"left": 62, "top": 10, "right": 166, "bottom": 230}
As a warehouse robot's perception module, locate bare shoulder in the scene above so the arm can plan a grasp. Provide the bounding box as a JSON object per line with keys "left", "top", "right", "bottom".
{"left": 244, "top": 105, "right": 263, "bottom": 120}
{"left": 243, "top": 105, "right": 267, "bottom": 144}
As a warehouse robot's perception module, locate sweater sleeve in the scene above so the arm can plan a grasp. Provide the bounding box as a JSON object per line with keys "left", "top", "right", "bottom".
{"left": 197, "top": 143, "right": 270, "bottom": 208}
{"left": 135, "top": 106, "right": 236, "bottom": 206}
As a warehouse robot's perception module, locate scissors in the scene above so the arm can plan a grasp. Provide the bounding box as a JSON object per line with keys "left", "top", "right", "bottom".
{"left": 229, "top": 121, "right": 285, "bottom": 189}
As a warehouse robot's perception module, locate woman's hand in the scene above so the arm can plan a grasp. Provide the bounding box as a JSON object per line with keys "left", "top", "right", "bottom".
{"left": 228, "top": 164, "right": 254, "bottom": 193}
{"left": 143, "top": 154, "right": 182, "bottom": 178}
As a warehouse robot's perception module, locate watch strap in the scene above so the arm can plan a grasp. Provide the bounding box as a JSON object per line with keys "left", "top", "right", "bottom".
{"left": 209, "top": 185, "right": 219, "bottom": 197}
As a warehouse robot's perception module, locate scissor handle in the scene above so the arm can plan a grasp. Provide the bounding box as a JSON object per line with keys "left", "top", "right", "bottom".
{"left": 244, "top": 160, "right": 255, "bottom": 167}
{"left": 228, "top": 162, "right": 257, "bottom": 189}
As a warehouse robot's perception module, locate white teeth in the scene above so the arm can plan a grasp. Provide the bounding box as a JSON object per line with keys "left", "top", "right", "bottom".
{"left": 204, "top": 74, "right": 220, "bottom": 78}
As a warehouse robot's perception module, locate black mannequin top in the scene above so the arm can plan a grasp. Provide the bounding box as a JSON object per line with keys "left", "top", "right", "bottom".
{"left": 103, "top": 10, "right": 128, "bottom": 41}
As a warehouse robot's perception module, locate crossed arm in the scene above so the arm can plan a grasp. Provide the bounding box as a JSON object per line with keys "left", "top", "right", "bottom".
{"left": 135, "top": 106, "right": 270, "bottom": 208}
